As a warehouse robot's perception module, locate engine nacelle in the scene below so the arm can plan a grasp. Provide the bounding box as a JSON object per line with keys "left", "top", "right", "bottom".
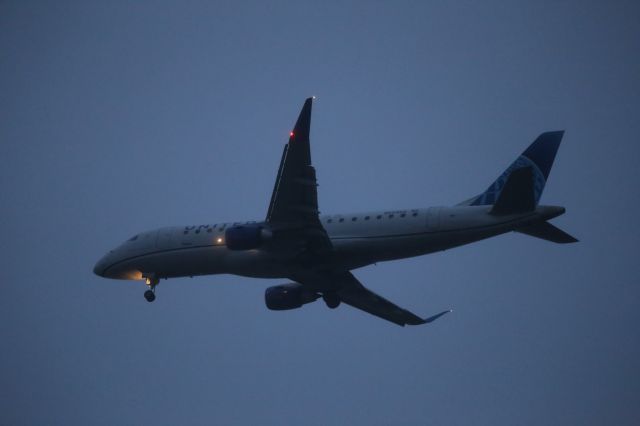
{"left": 225, "top": 225, "right": 272, "bottom": 250}
{"left": 265, "top": 283, "right": 320, "bottom": 311}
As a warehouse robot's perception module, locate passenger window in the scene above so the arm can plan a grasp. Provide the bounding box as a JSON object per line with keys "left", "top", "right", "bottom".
{"left": 365, "top": 216, "right": 370, "bottom": 220}
{"left": 339, "top": 218, "right": 344, "bottom": 223}
{"left": 376, "top": 215, "right": 382, "bottom": 219}
{"left": 389, "top": 214, "right": 394, "bottom": 219}
{"left": 128, "top": 235, "right": 139, "bottom": 241}
{"left": 400, "top": 213, "right": 406, "bottom": 218}
{"left": 412, "top": 212, "right": 418, "bottom": 217}
{"left": 352, "top": 217, "right": 357, "bottom": 221}
{"left": 327, "top": 219, "right": 333, "bottom": 223}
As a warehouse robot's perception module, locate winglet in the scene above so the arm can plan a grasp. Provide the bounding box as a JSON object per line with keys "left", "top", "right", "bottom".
{"left": 267, "top": 97, "right": 321, "bottom": 224}
{"left": 290, "top": 97, "right": 313, "bottom": 143}
{"left": 421, "top": 309, "right": 452, "bottom": 324}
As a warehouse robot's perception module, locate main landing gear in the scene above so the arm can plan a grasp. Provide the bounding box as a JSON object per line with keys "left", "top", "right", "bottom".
{"left": 144, "top": 276, "right": 159, "bottom": 302}
{"left": 322, "top": 292, "right": 341, "bottom": 309}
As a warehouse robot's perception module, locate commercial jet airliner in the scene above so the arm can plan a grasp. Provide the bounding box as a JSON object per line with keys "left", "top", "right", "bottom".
{"left": 94, "top": 97, "right": 577, "bottom": 326}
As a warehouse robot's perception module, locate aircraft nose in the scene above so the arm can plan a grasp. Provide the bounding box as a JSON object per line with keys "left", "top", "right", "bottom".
{"left": 93, "top": 255, "right": 109, "bottom": 277}
{"left": 93, "top": 260, "right": 104, "bottom": 277}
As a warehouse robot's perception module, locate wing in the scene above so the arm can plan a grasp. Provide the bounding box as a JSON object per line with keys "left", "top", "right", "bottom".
{"left": 266, "top": 97, "right": 330, "bottom": 250}
{"left": 295, "top": 271, "right": 451, "bottom": 327}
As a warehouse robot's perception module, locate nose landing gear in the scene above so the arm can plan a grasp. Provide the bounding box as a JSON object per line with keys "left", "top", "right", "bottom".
{"left": 144, "top": 276, "right": 159, "bottom": 303}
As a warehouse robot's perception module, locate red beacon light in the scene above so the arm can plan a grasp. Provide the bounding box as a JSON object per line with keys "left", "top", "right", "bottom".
{"left": 289, "top": 131, "right": 295, "bottom": 137}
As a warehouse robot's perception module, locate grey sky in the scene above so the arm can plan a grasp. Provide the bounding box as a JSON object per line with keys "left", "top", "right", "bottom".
{"left": 1, "top": 1, "right": 639, "bottom": 425}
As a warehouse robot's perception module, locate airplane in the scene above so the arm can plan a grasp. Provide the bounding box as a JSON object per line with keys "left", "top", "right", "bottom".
{"left": 93, "top": 97, "right": 577, "bottom": 326}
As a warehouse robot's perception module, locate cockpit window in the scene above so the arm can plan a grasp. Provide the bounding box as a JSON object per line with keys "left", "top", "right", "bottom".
{"left": 127, "top": 235, "right": 139, "bottom": 241}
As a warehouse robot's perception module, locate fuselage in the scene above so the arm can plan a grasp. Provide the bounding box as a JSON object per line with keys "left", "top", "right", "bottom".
{"left": 93, "top": 204, "right": 565, "bottom": 284}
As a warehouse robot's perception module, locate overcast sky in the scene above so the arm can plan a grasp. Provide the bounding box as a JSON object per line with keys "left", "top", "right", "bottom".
{"left": 2, "top": 1, "right": 639, "bottom": 425}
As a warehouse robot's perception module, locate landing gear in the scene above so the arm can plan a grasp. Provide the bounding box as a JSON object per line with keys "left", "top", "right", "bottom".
{"left": 323, "top": 292, "right": 340, "bottom": 309}
{"left": 144, "top": 276, "right": 159, "bottom": 303}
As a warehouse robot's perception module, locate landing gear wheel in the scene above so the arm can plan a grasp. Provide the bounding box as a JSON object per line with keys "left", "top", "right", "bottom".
{"left": 144, "top": 276, "right": 159, "bottom": 302}
{"left": 323, "top": 293, "right": 340, "bottom": 309}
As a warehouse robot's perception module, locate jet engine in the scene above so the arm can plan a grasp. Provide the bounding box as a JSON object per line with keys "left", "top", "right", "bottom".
{"left": 225, "top": 224, "right": 272, "bottom": 250}
{"left": 265, "top": 283, "right": 320, "bottom": 310}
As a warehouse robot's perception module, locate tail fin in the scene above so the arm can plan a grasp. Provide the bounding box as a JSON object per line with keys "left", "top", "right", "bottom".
{"left": 490, "top": 166, "right": 535, "bottom": 214}
{"left": 461, "top": 131, "right": 564, "bottom": 207}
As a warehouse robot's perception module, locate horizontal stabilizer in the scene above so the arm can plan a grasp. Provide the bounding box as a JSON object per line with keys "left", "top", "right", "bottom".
{"left": 490, "top": 166, "right": 535, "bottom": 215}
{"left": 516, "top": 221, "right": 578, "bottom": 244}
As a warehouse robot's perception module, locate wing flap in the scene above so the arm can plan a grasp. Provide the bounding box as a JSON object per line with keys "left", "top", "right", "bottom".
{"left": 338, "top": 282, "right": 427, "bottom": 326}
{"left": 296, "top": 271, "right": 450, "bottom": 327}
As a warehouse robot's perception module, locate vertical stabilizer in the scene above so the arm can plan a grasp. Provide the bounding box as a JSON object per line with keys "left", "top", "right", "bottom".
{"left": 462, "top": 131, "right": 564, "bottom": 207}
{"left": 489, "top": 166, "right": 535, "bottom": 214}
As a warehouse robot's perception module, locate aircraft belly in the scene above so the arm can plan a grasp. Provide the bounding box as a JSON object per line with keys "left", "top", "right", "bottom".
{"left": 330, "top": 234, "right": 435, "bottom": 268}
{"left": 329, "top": 224, "right": 516, "bottom": 267}
{"left": 107, "top": 242, "right": 304, "bottom": 281}
{"left": 127, "top": 246, "right": 226, "bottom": 278}
{"left": 222, "top": 250, "right": 291, "bottom": 278}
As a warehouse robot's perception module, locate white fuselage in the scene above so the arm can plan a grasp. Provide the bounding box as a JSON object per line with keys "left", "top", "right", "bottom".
{"left": 93, "top": 205, "right": 564, "bottom": 286}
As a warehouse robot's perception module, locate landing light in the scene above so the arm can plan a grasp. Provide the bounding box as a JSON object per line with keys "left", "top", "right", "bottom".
{"left": 128, "top": 270, "right": 143, "bottom": 280}
{"left": 216, "top": 237, "right": 223, "bottom": 243}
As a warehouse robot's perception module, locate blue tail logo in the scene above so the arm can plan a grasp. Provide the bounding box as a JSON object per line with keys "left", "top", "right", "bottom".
{"left": 469, "top": 131, "right": 564, "bottom": 207}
